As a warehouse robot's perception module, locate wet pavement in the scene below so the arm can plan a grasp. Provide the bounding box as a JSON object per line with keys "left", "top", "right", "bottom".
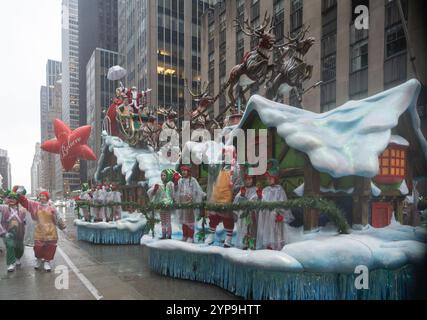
{"left": 0, "top": 207, "right": 238, "bottom": 300}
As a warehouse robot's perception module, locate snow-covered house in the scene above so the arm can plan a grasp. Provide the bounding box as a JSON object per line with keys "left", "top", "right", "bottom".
{"left": 94, "top": 134, "right": 177, "bottom": 209}
{"left": 230, "top": 79, "right": 427, "bottom": 230}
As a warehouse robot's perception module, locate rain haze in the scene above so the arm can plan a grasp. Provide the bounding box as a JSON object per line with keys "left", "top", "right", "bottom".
{"left": 0, "top": 0, "right": 62, "bottom": 192}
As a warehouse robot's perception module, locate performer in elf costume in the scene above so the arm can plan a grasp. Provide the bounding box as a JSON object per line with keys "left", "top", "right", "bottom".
{"left": 147, "top": 169, "right": 176, "bottom": 239}
{"left": 0, "top": 190, "right": 27, "bottom": 272}
{"left": 93, "top": 184, "right": 107, "bottom": 222}
{"left": 175, "top": 165, "right": 205, "bottom": 243}
{"left": 109, "top": 184, "right": 122, "bottom": 221}
{"left": 233, "top": 165, "right": 262, "bottom": 250}
{"left": 205, "top": 147, "right": 242, "bottom": 248}
{"left": 256, "top": 160, "right": 294, "bottom": 251}
{"left": 19, "top": 189, "right": 66, "bottom": 272}
{"left": 78, "top": 183, "right": 92, "bottom": 222}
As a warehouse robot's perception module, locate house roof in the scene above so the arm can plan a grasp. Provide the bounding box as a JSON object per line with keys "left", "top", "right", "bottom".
{"left": 95, "top": 134, "right": 177, "bottom": 187}
{"left": 231, "top": 79, "right": 426, "bottom": 179}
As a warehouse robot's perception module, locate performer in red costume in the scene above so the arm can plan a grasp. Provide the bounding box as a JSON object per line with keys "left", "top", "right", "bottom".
{"left": 18, "top": 189, "right": 66, "bottom": 272}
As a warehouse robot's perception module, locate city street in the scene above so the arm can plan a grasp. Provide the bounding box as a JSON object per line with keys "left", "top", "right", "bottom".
{"left": 0, "top": 207, "right": 238, "bottom": 300}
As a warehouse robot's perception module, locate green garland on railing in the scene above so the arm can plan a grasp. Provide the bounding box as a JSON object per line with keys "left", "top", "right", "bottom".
{"left": 75, "top": 196, "right": 350, "bottom": 234}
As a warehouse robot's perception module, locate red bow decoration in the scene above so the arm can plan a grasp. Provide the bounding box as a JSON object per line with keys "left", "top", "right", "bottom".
{"left": 41, "top": 119, "right": 97, "bottom": 171}
{"left": 256, "top": 188, "right": 263, "bottom": 200}
{"left": 275, "top": 214, "right": 284, "bottom": 223}
{"left": 240, "top": 187, "right": 246, "bottom": 196}
{"left": 173, "top": 172, "right": 181, "bottom": 185}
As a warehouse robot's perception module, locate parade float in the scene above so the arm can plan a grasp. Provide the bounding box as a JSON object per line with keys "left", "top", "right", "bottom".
{"left": 73, "top": 15, "right": 427, "bottom": 299}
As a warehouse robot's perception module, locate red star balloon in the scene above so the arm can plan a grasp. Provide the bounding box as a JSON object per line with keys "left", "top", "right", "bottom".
{"left": 41, "top": 119, "right": 97, "bottom": 171}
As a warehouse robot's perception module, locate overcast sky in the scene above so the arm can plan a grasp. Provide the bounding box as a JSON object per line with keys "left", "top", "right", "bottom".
{"left": 0, "top": 0, "right": 62, "bottom": 192}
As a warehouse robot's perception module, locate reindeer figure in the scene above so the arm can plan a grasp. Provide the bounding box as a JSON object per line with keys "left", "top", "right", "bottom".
{"left": 225, "top": 12, "right": 277, "bottom": 107}
{"left": 185, "top": 80, "right": 220, "bottom": 131}
{"left": 266, "top": 26, "right": 318, "bottom": 103}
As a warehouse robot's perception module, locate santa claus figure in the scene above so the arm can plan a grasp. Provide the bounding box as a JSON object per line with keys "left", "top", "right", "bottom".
{"left": 19, "top": 189, "right": 66, "bottom": 272}
{"left": 126, "top": 86, "right": 143, "bottom": 113}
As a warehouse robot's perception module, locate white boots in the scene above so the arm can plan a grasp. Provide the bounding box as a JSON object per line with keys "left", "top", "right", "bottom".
{"left": 35, "top": 259, "right": 51, "bottom": 271}
{"left": 34, "top": 259, "right": 43, "bottom": 270}
{"left": 224, "top": 236, "right": 233, "bottom": 248}
{"left": 44, "top": 261, "right": 52, "bottom": 272}
{"left": 205, "top": 233, "right": 233, "bottom": 248}
{"left": 205, "top": 233, "right": 215, "bottom": 245}
{"left": 7, "top": 264, "right": 16, "bottom": 272}
{"left": 15, "top": 259, "right": 21, "bottom": 266}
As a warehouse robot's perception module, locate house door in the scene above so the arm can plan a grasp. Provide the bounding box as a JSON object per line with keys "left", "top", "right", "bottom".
{"left": 371, "top": 202, "right": 393, "bottom": 228}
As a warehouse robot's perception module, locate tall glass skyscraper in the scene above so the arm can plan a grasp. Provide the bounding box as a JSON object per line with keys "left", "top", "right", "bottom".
{"left": 118, "top": 0, "right": 211, "bottom": 118}
{"left": 62, "top": 0, "right": 81, "bottom": 194}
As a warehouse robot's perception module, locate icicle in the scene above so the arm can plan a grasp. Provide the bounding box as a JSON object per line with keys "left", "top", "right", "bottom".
{"left": 148, "top": 246, "right": 415, "bottom": 300}
{"left": 77, "top": 225, "right": 144, "bottom": 245}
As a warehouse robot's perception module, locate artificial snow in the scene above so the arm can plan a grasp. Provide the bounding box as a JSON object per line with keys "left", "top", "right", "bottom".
{"left": 147, "top": 221, "right": 426, "bottom": 274}
{"left": 399, "top": 180, "right": 409, "bottom": 195}
{"left": 95, "top": 134, "right": 177, "bottom": 186}
{"left": 231, "top": 79, "right": 426, "bottom": 179}
{"left": 74, "top": 212, "right": 146, "bottom": 244}
{"left": 293, "top": 182, "right": 369, "bottom": 196}
{"left": 146, "top": 221, "right": 426, "bottom": 299}
{"left": 389, "top": 135, "right": 410, "bottom": 147}
{"left": 371, "top": 182, "right": 382, "bottom": 197}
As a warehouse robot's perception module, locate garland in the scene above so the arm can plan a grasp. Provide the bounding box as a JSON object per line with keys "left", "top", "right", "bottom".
{"left": 75, "top": 196, "right": 350, "bottom": 234}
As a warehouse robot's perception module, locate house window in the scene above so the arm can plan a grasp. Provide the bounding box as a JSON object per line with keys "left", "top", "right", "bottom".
{"left": 374, "top": 144, "right": 407, "bottom": 184}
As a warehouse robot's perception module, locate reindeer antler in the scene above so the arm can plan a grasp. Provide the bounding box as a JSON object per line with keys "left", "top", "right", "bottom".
{"left": 184, "top": 78, "right": 210, "bottom": 100}
{"left": 296, "top": 25, "right": 310, "bottom": 41}
{"left": 234, "top": 17, "right": 255, "bottom": 37}
{"left": 268, "top": 15, "right": 276, "bottom": 34}
{"left": 277, "top": 25, "right": 311, "bottom": 48}
{"left": 256, "top": 12, "right": 271, "bottom": 34}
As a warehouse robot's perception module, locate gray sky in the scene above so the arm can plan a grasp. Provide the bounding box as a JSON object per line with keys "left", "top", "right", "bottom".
{"left": 0, "top": 0, "right": 61, "bottom": 191}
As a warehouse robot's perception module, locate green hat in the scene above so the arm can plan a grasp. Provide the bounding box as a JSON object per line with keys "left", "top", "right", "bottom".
{"left": 240, "top": 162, "right": 259, "bottom": 178}
{"left": 265, "top": 159, "right": 280, "bottom": 178}
{"left": 161, "top": 169, "right": 176, "bottom": 183}
{"left": 4, "top": 190, "right": 19, "bottom": 200}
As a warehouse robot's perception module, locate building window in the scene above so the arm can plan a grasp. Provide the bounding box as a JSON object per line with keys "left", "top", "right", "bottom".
{"left": 349, "top": 18, "right": 368, "bottom": 98}
{"left": 320, "top": 0, "right": 337, "bottom": 111}
{"left": 384, "top": 0, "right": 408, "bottom": 88}
{"left": 273, "top": 0, "right": 285, "bottom": 42}
{"left": 290, "top": 0, "right": 303, "bottom": 34}
{"left": 385, "top": 24, "right": 406, "bottom": 59}
{"left": 251, "top": 0, "right": 260, "bottom": 22}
